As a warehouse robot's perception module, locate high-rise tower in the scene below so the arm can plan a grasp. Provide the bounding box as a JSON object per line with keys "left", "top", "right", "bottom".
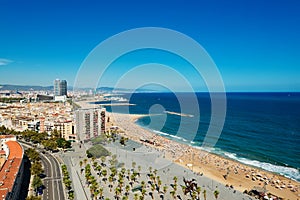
{"left": 60, "top": 80, "right": 67, "bottom": 96}
{"left": 53, "top": 79, "right": 67, "bottom": 96}
{"left": 54, "top": 79, "right": 61, "bottom": 96}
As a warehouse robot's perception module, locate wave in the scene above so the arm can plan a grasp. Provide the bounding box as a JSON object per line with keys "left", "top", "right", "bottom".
{"left": 191, "top": 146, "right": 300, "bottom": 181}
{"left": 144, "top": 126, "right": 300, "bottom": 181}
{"left": 221, "top": 152, "right": 300, "bottom": 182}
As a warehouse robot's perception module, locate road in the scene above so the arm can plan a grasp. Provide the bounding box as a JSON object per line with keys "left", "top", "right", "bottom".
{"left": 40, "top": 151, "right": 65, "bottom": 200}
{"left": 20, "top": 142, "right": 65, "bottom": 200}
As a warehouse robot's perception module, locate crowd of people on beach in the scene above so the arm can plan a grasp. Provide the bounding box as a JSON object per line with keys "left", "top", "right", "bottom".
{"left": 109, "top": 112, "right": 299, "bottom": 199}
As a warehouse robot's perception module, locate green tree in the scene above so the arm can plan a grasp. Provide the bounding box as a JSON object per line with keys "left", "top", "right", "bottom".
{"left": 134, "top": 193, "right": 139, "bottom": 200}
{"left": 170, "top": 190, "right": 176, "bottom": 199}
{"left": 26, "top": 196, "right": 42, "bottom": 200}
{"left": 163, "top": 185, "right": 168, "bottom": 194}
{"left": 25, "top": 148, "right": 40, "bottom": 161}
{"left": 196, "top": 186, "right": 201, "bottom": 199}
{"left": 31, "top": 161, "right": 44, "bottom": 175}
{"left": 100, "top": 156, "right": 106, "bottom": 165}
{"left": 32, "top": 175, "right": 43, "bottom": 191}
{"left": 42, "top": 139, "right": 57, "bottom": 151}
{"left": 173, "top": 176, "right": 178, "bottom": 184}
{"left": 68, "top": 190, "right": 75, "bottom": 200}
{"left": 56, "top": 138, "right": 71, "bottom": 149}
{"left": 132, "top": 161, "right": 136, "bottom": 169}
{"left": 51, "top": 129, "right": 61, "bottom": 138}
{"left": 203, "top": 189, "right": 207, "bottom": 200}
{"left": 214, "top": 190, "right": 219, "bottom": 199}
{"left": 99, "top": 188, "right": 104, "bottom": 199}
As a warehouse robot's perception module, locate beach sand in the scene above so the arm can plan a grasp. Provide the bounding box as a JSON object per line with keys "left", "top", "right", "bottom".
{"left": 107, "top": 112, "right": 300, "bottom": 200}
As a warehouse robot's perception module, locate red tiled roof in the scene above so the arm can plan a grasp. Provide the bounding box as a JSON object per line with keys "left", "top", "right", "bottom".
{"left": 6, "top": 141, "right": 23, "bottom": 159}
{"left": 0, "top": 135, "right": 15, "bottom": 139}
{"left": 0, "top": 140, "right": 23, "bottom": 199}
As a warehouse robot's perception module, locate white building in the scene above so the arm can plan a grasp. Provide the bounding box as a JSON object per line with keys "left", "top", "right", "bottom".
{"left": 75, "top": 108, "right": 106, "bottom": 141}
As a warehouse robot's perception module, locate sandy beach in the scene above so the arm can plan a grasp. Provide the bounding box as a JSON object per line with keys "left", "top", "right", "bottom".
{"left": 107, "top": 112, "right": 300, "bottom": 200}
{"left": 75, "top": 100, "right": 299, "bottom": 199}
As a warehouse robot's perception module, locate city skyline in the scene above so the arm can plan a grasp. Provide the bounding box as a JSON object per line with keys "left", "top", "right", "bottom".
{"left": 0, "top": 0, "right": 300, "bottom": 92}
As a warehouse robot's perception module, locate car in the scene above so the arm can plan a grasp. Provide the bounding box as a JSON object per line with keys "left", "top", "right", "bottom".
{"left": 37, "top": 186, "right": 43, "bottom": 195}
{"left": 39, "top": 173, "right": 46, "bottom": 178}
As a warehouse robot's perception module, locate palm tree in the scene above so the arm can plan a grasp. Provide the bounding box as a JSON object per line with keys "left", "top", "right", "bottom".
{"left": 134, "top": 193, "right": 139, "bottom": 200}
{"left": 141, "top": 189, "right": 147, "bottom": 198}
{"left": 100, "top": 156, "right": 106, "bottom": 165}
{"left": 170, "top": 190, "right": 176, "bottom": 199}
{"left": 93, "top": 161, "right": 98, "bottom": 168}
{"left": 94, "top": 189, "right": 99, "bottom": 200}
{"left": 108, "top": 176, "right": 113, "bottom": 192}
{"left": 99, "top": 187, "right": 104, "bottom": 199}
{"left": 115, "top": 187, "right": 121, "bottom": 200}
{"left": 125, "top": 185, "right": 130, "bottom": 196}
{"left": 132, "top": 161, "right": 136, "bottom": 169}
{"left": 69, "top": 190, "right": 75, "bottom": 200}
{"left": 153, "top": 169, "right": 158, "bottom": 176}
{"left": 214, "top": 190, "right": 219, "bottom": 200}
{"left": 102, "top": 169, "right": 108, "bottom": 183}
{"left": 121, "top": 167, "right": 126, "bottom": 176}
{"left": 138, "top": 165, "right": 142, "bottom": 173}
{"left": 173, "top": 176, "right": 178, "bottom": 184}
{"left": 83, "top": 158, "right": 88, "bottom": 166}
{"left": 181, "top": 185, "right": 187, "bottom": 195}
{"left": 79, "top": 160, "right": 83, "bottom": 168}
{"left": 192, "top": 191, "right": 197, "bottom": 200}
{"left": 151, "top": 183, "right": 155, "bottom": 192}
{"left": 157, "top": 179, "right": 162, "bottom": 192}
{"left": 95, "top": 165, "right": 102, "bottom": 175}
{"left": 163, "top": 185, "right": 168, "bottom": 194}
{"left": 141, "top": 181, "right": 146, "bottom": 189}
{"left": 203, "top": 189, "right": 207, "bottom": 200}
{"left": 127, "top": 169, "right": 131, "bottom": 180}
{"left": 196, "top": 186, "right": 201, "bottom": 200}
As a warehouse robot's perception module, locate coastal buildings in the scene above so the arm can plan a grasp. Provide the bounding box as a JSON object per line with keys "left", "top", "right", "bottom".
{"left": 0, "top": 102, "right": 76, "bottom": 142}
{"left": 75, "top": 108, "right": 106, "bottom": 141}
{"left": 0, "top": 135, "right": 24, "bottom": 200}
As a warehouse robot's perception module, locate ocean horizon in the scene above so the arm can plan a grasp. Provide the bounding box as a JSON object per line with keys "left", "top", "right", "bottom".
{"left": 95, "top": 92, "right": 300, "bottom": 182}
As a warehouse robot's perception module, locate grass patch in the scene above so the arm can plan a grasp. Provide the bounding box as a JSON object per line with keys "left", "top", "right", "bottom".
{"left": 91, "top": 134, "right": 108, "bottom": 145}
{"left": 86, "top": 144, "right": 111, "bottom": 158}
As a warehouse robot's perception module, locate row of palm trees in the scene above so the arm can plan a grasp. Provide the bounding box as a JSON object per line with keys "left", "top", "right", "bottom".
{"left": 61, "top": 164, "right": 74, "bottom": 200}
{"left": 79, "top": 154, "right": 221, "bottom": 200}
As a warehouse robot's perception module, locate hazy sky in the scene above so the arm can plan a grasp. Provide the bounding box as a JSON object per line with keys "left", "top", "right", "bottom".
{"left": 0, "top": 0, "right": 299, "bottom": 91}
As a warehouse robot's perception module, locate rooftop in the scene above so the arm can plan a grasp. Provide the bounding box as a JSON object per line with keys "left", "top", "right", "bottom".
{"left": 0, "top": 139, "right": 23, "bottom": 199}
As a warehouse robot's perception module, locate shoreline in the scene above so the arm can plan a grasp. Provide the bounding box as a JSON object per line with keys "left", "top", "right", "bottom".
{"left": 107, "top": 112, "right": 300, "bottom": 200}
{"left": 75, "top": 100, "right": 299, "bottom": 199}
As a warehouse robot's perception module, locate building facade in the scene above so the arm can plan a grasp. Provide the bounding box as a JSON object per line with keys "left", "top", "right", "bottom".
{"left": 53, "top": 79, "right": 67, "bottom": 97}
{"left": 75, "top": 108, "right": 105, "bottom": 141}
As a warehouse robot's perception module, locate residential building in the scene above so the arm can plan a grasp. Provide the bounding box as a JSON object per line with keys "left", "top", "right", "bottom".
{"left": 75, "top": 108, "right": 106, "bottom": 141}
{"left": 0, "top": 135, "right": 24, "bottom": 200}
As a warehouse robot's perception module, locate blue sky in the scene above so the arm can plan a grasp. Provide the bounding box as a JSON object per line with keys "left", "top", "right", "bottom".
{"left": 0, "top": 0, "right": 299, "bottom": 91}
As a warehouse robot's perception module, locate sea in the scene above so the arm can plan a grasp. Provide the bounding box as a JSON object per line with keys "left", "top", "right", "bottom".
{"left": 95, "top": 92, "right": 300, "bottom": 182}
